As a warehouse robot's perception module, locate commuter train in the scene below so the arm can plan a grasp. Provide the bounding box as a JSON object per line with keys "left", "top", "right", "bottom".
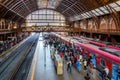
{"left": 55, "top": 34, "right": 120, "bottom": 80}
{"left": 74, "top": 37, "right": 120, "bottom": 50}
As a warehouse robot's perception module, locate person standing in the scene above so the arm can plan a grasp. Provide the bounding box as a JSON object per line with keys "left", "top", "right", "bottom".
{"left": 59, "top": 51, "right": 63, "bottom": 58}
{"left": 76, "top": 60, "right": 81, "bottom": 72}
{"left": 118, "top": 69, "right": 120, "bottom": 80}
{"left": 67, "top": 60, "right": 72, "bottom": 73}
{"left": 84, "top": 73, "right": 90, "bottom": 80}
{"left": 84, "top": 59, "right": 87, "bottom": 70}
{"left": 104, "top": 66, "right": 109, "bottom": 77}
{"left": 79, "top": 54, "right": 83, "bottom": 62}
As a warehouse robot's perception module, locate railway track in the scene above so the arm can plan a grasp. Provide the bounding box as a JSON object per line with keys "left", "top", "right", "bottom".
{"left": 10, "top": 35, "right": 39, "bottom": 80}
{"left": 0, "top": 33, "right": 39, "bottom": 80}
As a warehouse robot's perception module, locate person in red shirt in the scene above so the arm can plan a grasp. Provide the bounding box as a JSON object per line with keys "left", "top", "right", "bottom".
{"left": 59, "top": 51, "right": 63, "bottom": 58}
{"left": 75, "top": 54, "right": 78, "bottom": 60}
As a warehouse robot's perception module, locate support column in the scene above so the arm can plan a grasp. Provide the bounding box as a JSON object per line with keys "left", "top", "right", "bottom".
{"left": 107, "top": 16, "right": 110, "bottom": 38}
{"left": 0, "top": 19, "right": 1, "bottom": 29}
{"left": 3, "top": 34, "right": 7, "bottom": 41}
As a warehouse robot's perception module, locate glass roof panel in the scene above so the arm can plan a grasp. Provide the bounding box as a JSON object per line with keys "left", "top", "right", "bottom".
{"left": 88, "top": 11, "right": 95, "bottom": 16}
{"left": 100, "top": 7, "right": 106, "bottom": 11}
{"left": 98, "top": 12, "right": 104, "bottom": 15}
{"left": 85, "top": 12, "right": 91, "bottom": 18}
{"left": 102, "top": 10, "right": 109, "bottom": 14}
{"left": 37, "top": 0, "right": 62, "bottom": 9}
{"left": 114, "top": 7, "right": 120, "bottom": 11}
{"left": 26, "top": 9, "right": 65, "bottom": 26}
{"left": 70, "top": 0, "right": 120, "bottom": 21}
{"left": 116, "top": 0, "right": 120, "bottom": 5}
{"left": 47, "top": 0, "right": 62, "bottom": 9}
{"left": 37, "top": 0, "right": 48, "bottom": 8}
{"left": 85, "top": 12, "right": 91, "bottom": 17}
{"left": 82, "top": 13, "right": 88, "bottom": 18}
{"left": 91, "top": 10, "right": 100, "bottom": 16}
{"left": 95, "top": 8, "right": 101, "bottom": 12}
{"left": 109, "top": 3, "right": 118, "bottom": 8}
{"left": 97, "top": 8, "right": 105, "bottom": 15}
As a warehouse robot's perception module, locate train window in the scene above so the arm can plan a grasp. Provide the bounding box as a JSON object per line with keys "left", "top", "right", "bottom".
{"left": 100, "top": 59, "right": 106, "bottom": 66}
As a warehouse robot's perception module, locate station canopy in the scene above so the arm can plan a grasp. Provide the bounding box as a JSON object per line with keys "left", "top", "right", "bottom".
{"left": 0, "top": 0, "right": 120, "bottom": 23}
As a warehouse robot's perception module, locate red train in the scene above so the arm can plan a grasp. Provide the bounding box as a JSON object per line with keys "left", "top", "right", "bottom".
{"left": 74, "top": 37, "right": 120, "bottom": 50}
{"left": 55, "top": 34, "right": 120, "bottom": 80}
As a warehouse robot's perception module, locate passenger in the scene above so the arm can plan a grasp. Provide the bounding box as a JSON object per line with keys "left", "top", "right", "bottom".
{"left": 65, "top": 47, "right": 67, "bottom": 52}
{"left": 49, "top": 40, "right": 53, "bottom": 47}
{"left": 79, "top": 54, "right": 83, "bottom": 62}
{"left": 104, "top": 66, "right": 109, "bottom": 77}
{"left": 71, "top": 56, "right": 75, "bottom": 65}
{"left": 75, "top": 53, "right": 79, "bottom": 60}
{"left": 64, "top": 52, "right": 68, "bottom": 60}
{"left": 59, "top": 51, "right": 63, "bottom": 58}
{"left": 103, "top": 74, "right": 109, "bottom": 80}
{"left": 100, "top": 67, "right": 106, "bottom": 80}
{"left": 76, "top": 59, "right": 81, "bottom": 72}
{"left": 118, "top": 69, "right": 120, "bottom": 80}
{"left": 74, "top": 55, "right": 77, "bottom": 65}
{"left": 87, "top": 56, "right": 92, "bottom": 66}
{"left": 90, "top": 64, "right": 96, "bottom": 79}
{"left": 67, "top": 60, "right": 72, "bottom": 73}
{"left": 51, "top": 46, "right": 55, "bottom": 59}
{"left": 84, "top": 73, "right": 90, "bottom": 80}
{"left": 83, "top": 59, "right": 87, "bottom": 70}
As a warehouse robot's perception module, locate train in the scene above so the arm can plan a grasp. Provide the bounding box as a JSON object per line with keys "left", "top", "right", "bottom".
{"left": 53, "top": 33, "right": 120, "bottom": 80}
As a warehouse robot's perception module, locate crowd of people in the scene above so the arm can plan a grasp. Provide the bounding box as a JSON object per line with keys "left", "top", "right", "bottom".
{"left": 45, "top": 35, "right": 92, "bottom": 79}
{"left": 45, "top": 34, "right": 113, "bottom": 80}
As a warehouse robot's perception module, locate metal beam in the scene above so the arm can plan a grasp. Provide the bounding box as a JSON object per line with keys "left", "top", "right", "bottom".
{"left": 21, "top": 0, "right": 31, "bottom": 12}
{"left": 0, "top": 2, "right": 25, "bottom": 19}
{"left": 62, "top": 1, "right": 78, "bottom": 13}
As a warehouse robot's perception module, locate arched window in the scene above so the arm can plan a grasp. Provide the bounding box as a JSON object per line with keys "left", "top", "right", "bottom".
{"left": 26, "top": 9, "right": 66, "bottom": 27}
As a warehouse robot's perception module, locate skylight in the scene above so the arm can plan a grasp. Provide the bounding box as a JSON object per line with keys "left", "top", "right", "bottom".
{"left": 70, "top": 0, "right": 120, "bottom": 21}
{"left": 37, "top": 0, "right": 62, "bottom": 9}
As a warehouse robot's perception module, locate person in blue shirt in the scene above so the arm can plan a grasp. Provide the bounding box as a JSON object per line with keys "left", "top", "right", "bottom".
{"left": 76, "top": 59, "right": 81, "bottom": 72}
{"left": 118, "top": 69, "right": 120, "bottom": 80}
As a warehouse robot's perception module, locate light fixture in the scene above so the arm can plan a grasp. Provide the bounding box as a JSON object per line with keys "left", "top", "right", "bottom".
{"left": 13, "top": 26, "right": 17, "bottom": 29}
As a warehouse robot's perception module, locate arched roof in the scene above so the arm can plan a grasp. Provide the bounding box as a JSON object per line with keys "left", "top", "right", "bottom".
{"left": 0, "top": 0, "right": 118, "bottom": 23}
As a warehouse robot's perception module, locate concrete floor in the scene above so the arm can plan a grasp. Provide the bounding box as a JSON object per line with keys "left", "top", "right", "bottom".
{"left": 33, "top": 37, "right": 85, "bottom": 80}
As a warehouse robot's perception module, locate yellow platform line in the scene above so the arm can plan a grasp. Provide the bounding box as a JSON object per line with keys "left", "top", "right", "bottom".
{"left": 30, "top": 43, "right": 39, "bottom": 80}
{"left": 30, "top": 56, "right": 37, "bottom": 80}
{"left": 30, "top": 35, "right": 41, "bottom": 80}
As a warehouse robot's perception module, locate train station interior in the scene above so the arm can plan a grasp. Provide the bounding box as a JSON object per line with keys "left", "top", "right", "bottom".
{"left": 0, "top": 0, "right": 120, "bottom": 80}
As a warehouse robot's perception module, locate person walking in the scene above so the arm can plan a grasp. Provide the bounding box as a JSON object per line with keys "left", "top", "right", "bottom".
{"left": 84, "top": 73, "right": 90, "bottom": 80}
{"left": 118, "top": 69, "right": 120, "bottom": 80}
{"left": 79, "top": 54, "right": 83, "bottom": 62}
{"left": 84, "top": 59, "right": 87, "bottom": 70}
{"left": 76, "top": 59, "right": 81, "bottom": 72}
{"left": 104, "top": 66, "right": 109, "bottom": 77}
{"left": 67, "top": 60, "right": 72, "bottom": 73}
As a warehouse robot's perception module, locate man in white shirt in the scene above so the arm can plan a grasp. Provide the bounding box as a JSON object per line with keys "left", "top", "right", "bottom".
{"left": 79, "top": 54, "right": 83, "bottom": 61}
{"left": 104, "top": 66, "right": 109, "bottom": 76}
{"left": 84, "top": 60, "right": 87, "bottom": 70}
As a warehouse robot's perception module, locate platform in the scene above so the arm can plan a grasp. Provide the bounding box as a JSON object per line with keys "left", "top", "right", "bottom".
{"left": 27, "top": 36, "right": 96, "bottom": 80}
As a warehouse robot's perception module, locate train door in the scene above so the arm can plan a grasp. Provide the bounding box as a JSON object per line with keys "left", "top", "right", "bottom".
{"left": 91, "top": 53, "right": 96, "bottom": 67}
{"left": 111, "top": 64, "right": 118, "bottom": 80}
